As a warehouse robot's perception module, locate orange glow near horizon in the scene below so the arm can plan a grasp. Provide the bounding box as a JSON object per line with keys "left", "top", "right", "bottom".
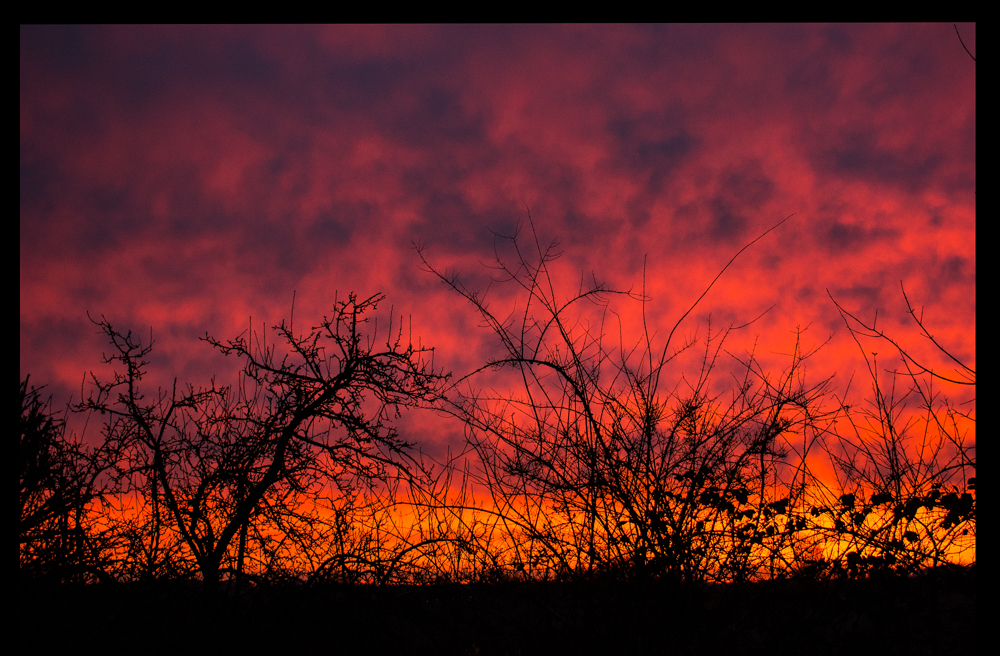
{"left": 59, "top": 364, "right": 972, "bottom": 584}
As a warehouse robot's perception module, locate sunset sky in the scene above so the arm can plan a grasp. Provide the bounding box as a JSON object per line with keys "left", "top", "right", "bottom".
{"left": 20, "top": 24, "right": 975, "bottom": 455}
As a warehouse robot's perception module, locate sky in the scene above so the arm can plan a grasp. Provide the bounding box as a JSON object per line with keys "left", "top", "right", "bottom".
{"left": 20, "top": 24, "right": 975, "bottom": 456}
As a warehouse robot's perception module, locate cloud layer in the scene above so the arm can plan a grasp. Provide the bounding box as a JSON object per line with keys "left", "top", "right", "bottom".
{"left": 21, "top": 25, "right": 976, "bottom": 453}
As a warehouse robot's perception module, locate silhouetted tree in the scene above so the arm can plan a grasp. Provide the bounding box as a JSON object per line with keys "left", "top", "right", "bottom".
{"left": 20, "top": 377, "right": 111, "bottom": 582}
{"left": 79, "top": 293, "right": 448, "bottom": 606}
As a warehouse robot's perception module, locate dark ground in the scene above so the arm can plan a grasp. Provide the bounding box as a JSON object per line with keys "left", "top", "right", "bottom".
{"left": 21, "top": 565, "right": 974, "bottom": 655}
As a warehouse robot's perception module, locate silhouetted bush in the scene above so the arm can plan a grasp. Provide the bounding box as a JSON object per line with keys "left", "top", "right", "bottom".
{"left": 417, "top": 218, "right": 974, "bottom": 585}
{"left": 20, "top": 377, "right": 113, "bottom": 582}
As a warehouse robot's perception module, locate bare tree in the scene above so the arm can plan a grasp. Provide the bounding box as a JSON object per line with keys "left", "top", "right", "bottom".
{"left": 417, "top": 215, "right": 835, "bottom": 584}
{"left": 79, "top": 293, "right": 448, "bottom": 606}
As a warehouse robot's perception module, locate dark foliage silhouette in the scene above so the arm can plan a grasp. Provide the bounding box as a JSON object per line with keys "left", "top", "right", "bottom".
{"left": 798, "top": 284, "right": 976, "bottom": 578}
{"left": 20, "top": 377, "right": 111, "bottom": 582}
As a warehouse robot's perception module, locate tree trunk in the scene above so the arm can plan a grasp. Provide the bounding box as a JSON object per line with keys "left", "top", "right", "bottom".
{"left": 201, "top": 560, "right": 220, "bottom": 617}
